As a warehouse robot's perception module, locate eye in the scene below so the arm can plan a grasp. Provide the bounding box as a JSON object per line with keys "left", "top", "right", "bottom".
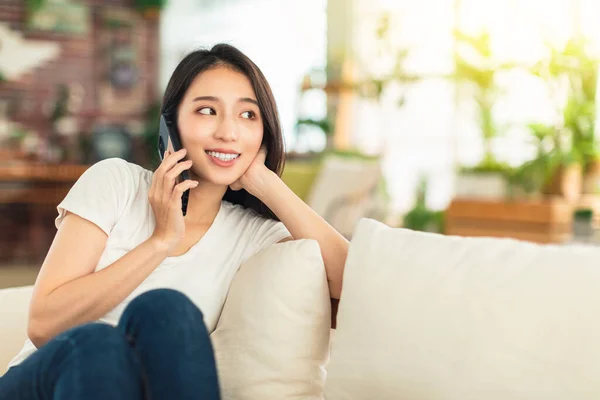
{"left": 197, "top": 107, "right": 215, "bottom": 115}
{"left": 241, "top": 111, "right": 256, "bottom": 119}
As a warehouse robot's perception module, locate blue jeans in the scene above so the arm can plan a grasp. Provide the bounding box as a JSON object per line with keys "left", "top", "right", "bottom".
{"left": 0, "top": 289, "right": 221, "bottom": 400}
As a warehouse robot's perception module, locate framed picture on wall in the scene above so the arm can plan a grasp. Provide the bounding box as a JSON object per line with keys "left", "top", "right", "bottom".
{"left": 97, "top": 8, "right": 147, "bottom": 116}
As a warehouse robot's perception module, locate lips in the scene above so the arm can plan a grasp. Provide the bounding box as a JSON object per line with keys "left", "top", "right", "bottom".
{"left": 205, "top": 150, "right": 241, "bottom": 167}
{"left": 205, "top": 150, "right": 240, "bottom": 161}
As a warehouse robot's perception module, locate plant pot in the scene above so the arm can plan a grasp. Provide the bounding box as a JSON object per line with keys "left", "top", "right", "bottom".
{"left": 543, "top": 164, "right": 582, "bottom": 203}
{"left": 572, "top": 209, "right": 596, "bottom": 243}
{"left": 454, "top": 172, "right": 508, "bottom": 200}
{"left": 583, "top": 159, "right": 600, "bottom": 194}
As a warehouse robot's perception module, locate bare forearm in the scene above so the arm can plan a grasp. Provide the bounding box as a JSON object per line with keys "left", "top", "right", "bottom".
{"left": 29, "top": 237, "right": 169, "bottom": 346}
{"left": 257, "top": 171, "right": 349, "bottom": 299}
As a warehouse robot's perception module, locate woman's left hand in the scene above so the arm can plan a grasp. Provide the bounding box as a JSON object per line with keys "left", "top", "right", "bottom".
{"left": 230, "top": 146, "right": 271, "bottom": 196}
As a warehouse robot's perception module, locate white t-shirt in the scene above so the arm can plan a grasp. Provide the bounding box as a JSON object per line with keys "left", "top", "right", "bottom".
{"left": 9, "top": 158, "right": 290, "bottom": 368}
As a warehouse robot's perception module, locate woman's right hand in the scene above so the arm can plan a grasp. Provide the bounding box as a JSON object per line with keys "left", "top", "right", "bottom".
{"left": 148, "top": 148, "right": 198, "bottom": 252}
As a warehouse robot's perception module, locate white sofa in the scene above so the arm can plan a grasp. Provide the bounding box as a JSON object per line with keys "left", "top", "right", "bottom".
{"left": 0, "top": 285, "right": 31, "bottom": 376}
{"left": 3, "top": 218, "right": 600, "bottom": 399}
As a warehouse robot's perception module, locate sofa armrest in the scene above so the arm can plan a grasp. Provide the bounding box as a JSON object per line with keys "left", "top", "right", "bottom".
{"left": 0, "top": 285, "right": 33, "bottom": 376}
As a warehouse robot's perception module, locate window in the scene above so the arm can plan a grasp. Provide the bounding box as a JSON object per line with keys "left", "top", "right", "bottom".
{"left": 160, "top": 0, "right": 327, "bottom": 150}
{"left": 350, "top": 0, "right": 600, "bottom": 214}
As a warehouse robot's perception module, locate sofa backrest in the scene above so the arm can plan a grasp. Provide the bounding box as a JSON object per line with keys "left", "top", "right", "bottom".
{"left": 326, "top": 218, "right": 600, "bottom": 400}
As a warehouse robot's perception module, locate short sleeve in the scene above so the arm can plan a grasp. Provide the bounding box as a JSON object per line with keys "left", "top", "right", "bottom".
{"left": 243, "top": 212, "right": 291, "bottom": 258}
{"left": 55, "top": 158, "right": 132, "bottom": 235}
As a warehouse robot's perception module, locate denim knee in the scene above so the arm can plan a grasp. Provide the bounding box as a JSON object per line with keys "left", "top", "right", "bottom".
{"left": 119, "top": 289, "right": 206, "bottom": 335}
{"left": 52, "top": 323, "right": 143, "bottom": 398}
{"left": 56, "top": 323, "right": 133, "bottom": 360}
{"left": 52, "top": 323, "right": 139, "bottom": 375}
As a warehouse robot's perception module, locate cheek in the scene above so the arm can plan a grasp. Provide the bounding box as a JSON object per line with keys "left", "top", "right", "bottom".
{"left": 179, "top": 117, "right": 216, "bottom": 146}
{"left": 244, "top": 125, "right": 263, "bottom": 151}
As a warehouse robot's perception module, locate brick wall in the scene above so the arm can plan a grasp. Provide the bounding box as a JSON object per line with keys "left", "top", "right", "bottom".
{"left": 0, "top": 0, "right": 160, "bottom": 265}
{"left": 0, "top": 0, "right": 160, "bottom": 145}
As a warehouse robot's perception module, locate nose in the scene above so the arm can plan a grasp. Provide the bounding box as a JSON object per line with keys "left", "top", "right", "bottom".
{"left": 214, "top": 116, "right": 238, "bottom": 142}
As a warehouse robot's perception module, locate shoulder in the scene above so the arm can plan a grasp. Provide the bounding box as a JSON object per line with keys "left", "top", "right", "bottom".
{"left": 83, "top": 158, "right": 152, "bottom": 189}
{"left": 55, "top": 159, "right": 152, "bottom": 234}
{"left": 88, "top": 157, "right": 150, "bottom": 177}
{"left": 75, "top": 158, "right": 153, "bottom": 212}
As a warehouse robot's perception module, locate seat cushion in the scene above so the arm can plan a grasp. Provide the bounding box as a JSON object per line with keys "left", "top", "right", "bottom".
{"left": 325, "top": 218, "right": 600, "bottom": 400}
{"left": 211, "top": 239, "right": 330, "bottom": 400}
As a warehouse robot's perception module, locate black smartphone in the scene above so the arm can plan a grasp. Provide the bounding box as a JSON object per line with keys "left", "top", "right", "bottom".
{"left": 158, "top": 113, "right": 190, "bottom": 216}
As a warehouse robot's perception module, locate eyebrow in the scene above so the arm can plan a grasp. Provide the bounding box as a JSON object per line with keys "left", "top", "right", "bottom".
{"left": 191, "top": 96, "right": 259, "bottom": 107}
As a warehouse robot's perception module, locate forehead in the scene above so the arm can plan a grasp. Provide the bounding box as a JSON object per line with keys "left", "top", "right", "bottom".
{"left": 184, "top": 66, "right": 256, "bottom": 101}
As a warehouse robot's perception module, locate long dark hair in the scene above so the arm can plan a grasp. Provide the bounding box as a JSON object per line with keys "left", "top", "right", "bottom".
{"left": 161, "top": 44, "right": 286, "bottom": 221}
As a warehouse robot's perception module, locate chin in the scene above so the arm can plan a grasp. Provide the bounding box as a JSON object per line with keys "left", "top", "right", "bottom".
{"left": 196, "top": 169, "right": 241, "bottom": 187}
{"left": 193, "top": 155, "right": 249, "bottom": 186}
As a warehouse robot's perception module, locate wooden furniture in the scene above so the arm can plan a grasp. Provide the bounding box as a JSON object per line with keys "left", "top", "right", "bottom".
{"left": 445, "top": 198, "right": 574, "bottom": 244}
{"left": 0, "top": 163, "right": 89, "bottom": 264}
{"left": 0, "top": 163, "right": 89, "bottom": 204}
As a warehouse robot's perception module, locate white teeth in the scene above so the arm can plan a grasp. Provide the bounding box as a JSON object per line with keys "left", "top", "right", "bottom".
{"left": 206, "top": 151, "right": 240, "bottom": 161}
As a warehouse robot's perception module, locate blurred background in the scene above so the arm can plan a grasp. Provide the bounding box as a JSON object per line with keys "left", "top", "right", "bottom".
{"left": 1, "top": 0, "right": 600, "bottom": 288}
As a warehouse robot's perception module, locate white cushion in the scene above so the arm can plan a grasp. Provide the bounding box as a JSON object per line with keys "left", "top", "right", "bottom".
{"left": 0, "top": 285, "right": 33, "bottom": 376}
{"left": 211, "top": 239, "right": 331, "bottom": 400}
{"left": 325, "top": 218, "right": 600, "bottom": 400}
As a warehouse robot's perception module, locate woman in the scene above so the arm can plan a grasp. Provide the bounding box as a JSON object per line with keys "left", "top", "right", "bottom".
{"left": 0, "top": 43, "right": 348, "bottom": 399}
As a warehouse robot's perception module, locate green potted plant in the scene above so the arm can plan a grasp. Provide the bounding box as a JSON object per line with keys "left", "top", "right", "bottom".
{"left": 511, "top": 122, "right": 581, "bottom": 201}
{"left": 562, "top": 39, "right": 600, "bottom": 194}
{"left": 519, "top": 37, "right": 598, "bottom": 200}
{"left": 453, "top": 30, "right": 514, "bottom": 200}
{"left": 402, "top": 176, "right": 445, "bottom": 233}
{"left": 572, "top": 208, "right": 595, "bottom": 243}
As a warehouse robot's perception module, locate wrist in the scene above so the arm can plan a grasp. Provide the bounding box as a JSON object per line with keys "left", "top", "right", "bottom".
{"left": 250, "top": 168, "right": 279, "bottom": 199}
{"left": 146, "top": 234, "right": 173, "bottom": 256}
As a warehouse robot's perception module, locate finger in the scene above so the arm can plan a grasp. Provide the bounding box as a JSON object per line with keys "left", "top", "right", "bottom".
{"left": 151, "top": 150, "right": 171, "bottom": 202}
{"left": 154, "top": 149, "right": 176, "bottom": 199}
{"left": 162, "top": 159, "right": 193, "bottom": 205}
{"left": 169, "top": 180, "right": 199, "bottom": 208}
{"left": 229, "top": 181, "right": 243, "bottom": 191}
{"left": 156, "top": 149, "right": 184, "bottom": 202}
{"left": 157, "top": 148, "right": 187, "bottom": 177}
{"left": 164, "top": 159, "right": 193, "bottom": 188}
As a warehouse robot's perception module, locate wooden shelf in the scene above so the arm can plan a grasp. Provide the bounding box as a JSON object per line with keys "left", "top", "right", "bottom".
{"left": 0, "top": 163, "right": 89, "bottom": 205}
{"left": 0, "top": 164, "right": 89, "bottom": 183}
{"left": 0, "top": 186, "right": 73, "bottom": 205}
{"left": 445, "top": 198, "right": 574, "bottom": 244}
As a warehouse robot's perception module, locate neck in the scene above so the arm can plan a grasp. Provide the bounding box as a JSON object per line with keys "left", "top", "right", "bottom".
{"left": 184, "top": 179, "right": 227, "bottom": 226}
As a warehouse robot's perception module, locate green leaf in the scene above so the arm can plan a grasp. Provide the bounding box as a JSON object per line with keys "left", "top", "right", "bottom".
{"left": 134, "top": 0, "right": 167, "bottom": 11}
{"left": 296, "top": 118, "right": 332, "bottom": 136}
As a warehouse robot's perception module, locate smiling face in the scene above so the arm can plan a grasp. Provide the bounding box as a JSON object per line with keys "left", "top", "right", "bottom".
{"left": 175, "top": 65, "right": 264, "bottom": 186}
